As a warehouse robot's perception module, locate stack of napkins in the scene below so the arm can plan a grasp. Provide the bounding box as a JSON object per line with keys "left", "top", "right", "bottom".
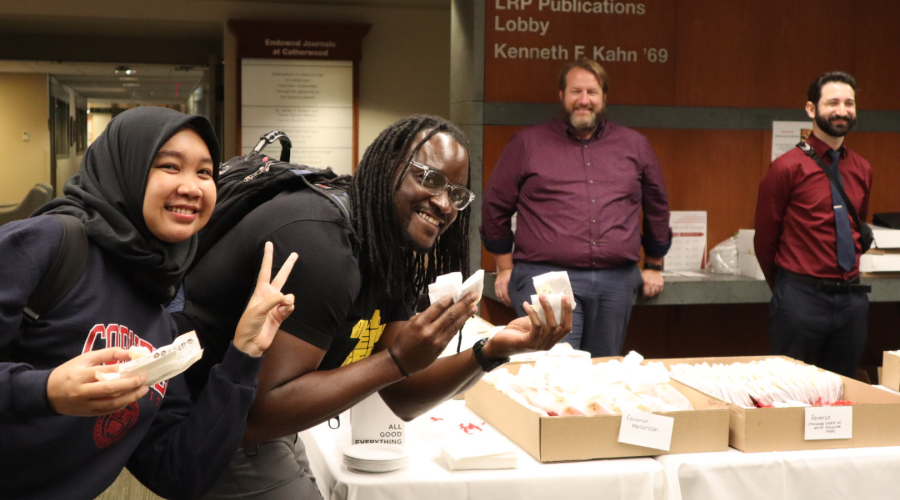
{"left": 530, "top": 271, "right": 576, "bottom": 324}
{"left": 428, "top": 269, "right": 484, "bottom": 305}
{"left": 421, "top": 405, "right": 518, "bottom": 470}
{"left": 97, "top": 331, "right": 203, "bottom": 386}
{"left": 435, "top": 430, "right": 517, "bottom": 470}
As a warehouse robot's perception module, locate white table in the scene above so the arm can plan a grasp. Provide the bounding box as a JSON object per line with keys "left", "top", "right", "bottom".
{"left": 302, "top": 400, "right": 900, "bottom": 500}
{"left": 657, "top": 446, "right": 900, "bottom": 500}
{"left": 301, "top": 401, "right": 675, "bottom": 500}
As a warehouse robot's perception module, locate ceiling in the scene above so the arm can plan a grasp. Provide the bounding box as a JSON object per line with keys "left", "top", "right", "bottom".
{"left": 0, "top": 61, "right": 207, "bottom": 104}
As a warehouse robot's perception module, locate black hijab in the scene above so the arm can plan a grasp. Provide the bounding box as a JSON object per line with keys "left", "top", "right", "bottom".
{"left": 34, "top": 106, "right": 220, "bottom": 304}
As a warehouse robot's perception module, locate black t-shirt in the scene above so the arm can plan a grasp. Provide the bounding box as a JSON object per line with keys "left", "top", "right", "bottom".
{"left": 176, "top": 188, "right": 409, "bottom": 396}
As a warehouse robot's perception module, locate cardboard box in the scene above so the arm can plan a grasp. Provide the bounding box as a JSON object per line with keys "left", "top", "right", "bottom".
{"left": 464, "top": 359, "right": 730, "bottom": 462}
{"left": 739, "top": 253, "right": 766, "bottom": 280}
{"left": 657, "top": 355, "right": 900, "bottom": 453}
{"left": 871, "top": 224, "right": 900, "bottom": 249}
{"left": 882, "top": 351, "right": 900, "bottom": 392}
{"left": 860, "top": 253, "right": 900, "bottom": 272}
{"left": 737, "top": 229, "right": 755, "bottom": 254}
{"left": 735, "top": 229, "right": 766, "bottom": 279}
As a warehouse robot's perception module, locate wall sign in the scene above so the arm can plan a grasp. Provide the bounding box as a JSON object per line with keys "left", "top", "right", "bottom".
{"left": 228, "top": 20, "right": 369, "bottom": 172}
{"left": 485, "top": 0, "right": 676, "bottom": 104}
{"left": 241, "top": 59, "right": 354, "bottom": 173}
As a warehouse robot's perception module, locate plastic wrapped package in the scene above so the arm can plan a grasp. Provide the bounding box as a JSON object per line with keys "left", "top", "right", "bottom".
{"left": 707, "top": 236, "right": 739, "bottom": 274}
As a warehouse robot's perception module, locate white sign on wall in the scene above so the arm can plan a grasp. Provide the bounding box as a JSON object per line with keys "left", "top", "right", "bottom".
{"left": 241, "top": 58, "right": 354, "bottom": 174}
{"left": 772, "top": 121, "right": 813, "bottom": 162}
{"left": 666, "top": 211, "right": 707, "bottom": 271}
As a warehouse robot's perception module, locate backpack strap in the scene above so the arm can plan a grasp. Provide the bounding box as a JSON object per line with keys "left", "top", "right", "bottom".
{"left": 22, "top": 214, "right": 88, "bottom": 325}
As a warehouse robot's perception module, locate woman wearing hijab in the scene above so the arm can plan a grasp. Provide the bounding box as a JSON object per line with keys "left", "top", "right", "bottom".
{"left": 0, "top": 106, "right": 297, "bottom": 500}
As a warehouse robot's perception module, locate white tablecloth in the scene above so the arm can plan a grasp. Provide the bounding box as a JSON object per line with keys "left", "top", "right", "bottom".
{"left": 301, "top": 401, "right": 674, "bottom": 500}
{"left": 302, "top": 400, "right": 900, "bottom": 500}
{"left": 657, "top": 446, "right": 900, "bottom": 500}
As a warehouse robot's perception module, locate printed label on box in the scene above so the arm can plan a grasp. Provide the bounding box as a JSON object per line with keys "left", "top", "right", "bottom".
{"left": 804, "top": 406, "right": 853, "bottom": 440}
{"left": 618, "top": 411, "right": 674, "bottom": 451}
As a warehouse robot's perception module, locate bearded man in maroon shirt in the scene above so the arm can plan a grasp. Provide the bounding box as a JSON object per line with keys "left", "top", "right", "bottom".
{"left": 481, "top": 58, "right": 672, "bottom": 357}
{"left": 754, "top": 71, "right": 872, "bottom": 379}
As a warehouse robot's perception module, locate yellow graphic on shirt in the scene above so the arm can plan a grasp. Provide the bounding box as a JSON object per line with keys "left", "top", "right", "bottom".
{"left": 342, "top": 309, "right": 386, "bottom": 366}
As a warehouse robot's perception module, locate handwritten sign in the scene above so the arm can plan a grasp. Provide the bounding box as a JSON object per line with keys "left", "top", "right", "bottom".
{"left": 618, "top": 411, "right": 674, "bottom": 451}
{"left": 804, "top": 406, "right": 852, "bottom": 441}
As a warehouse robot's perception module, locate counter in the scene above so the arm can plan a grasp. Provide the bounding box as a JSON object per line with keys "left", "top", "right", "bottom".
{"left": 482, "top": 271, "right": 900, "bottom": 305}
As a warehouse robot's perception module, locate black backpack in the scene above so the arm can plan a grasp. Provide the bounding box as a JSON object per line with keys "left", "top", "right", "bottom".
{"left": 2, "top": 214, "right": 87, "bottom": 361}
{"left": 194, "top": 130, "right": 353, "bottom": 264}
{"left": 19, "top": 132, "right": 350, "bottom": 328}
{"left": 12, "top": 214, "right": 88, "bottom": 339}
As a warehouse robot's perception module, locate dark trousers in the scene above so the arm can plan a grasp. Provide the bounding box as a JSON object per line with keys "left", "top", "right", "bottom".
{"left": 769, "top": 269, "right": 869, "bottom": 378}
{"left": 200, "top": 434, "right": 322, "bottom": 500}
{"left": 509, "top": 261, "right": 643, "bottom": 357}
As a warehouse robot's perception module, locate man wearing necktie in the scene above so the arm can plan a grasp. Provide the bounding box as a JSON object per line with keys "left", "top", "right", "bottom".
{"left": 754, "top": 71, "right": 872, "bottom": 379}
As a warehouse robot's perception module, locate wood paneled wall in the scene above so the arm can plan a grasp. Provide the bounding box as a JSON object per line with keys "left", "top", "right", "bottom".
{"left": 477, "top": 0, "right": 900, "bottom": 370}
{"left": 485, "top": 0, "right": 900, "bottom": 109}
{"left": 482, "top": 126, "right": 900, "bottom": 271}
{"left": 482, "top": 1, "right": 900, "bottom": 271}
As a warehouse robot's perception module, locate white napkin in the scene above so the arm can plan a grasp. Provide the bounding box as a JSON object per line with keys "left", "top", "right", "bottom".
{"left": 428, "top": 272, "right": 462, "bottom": 304}
{"left": 436, "top": 435, "right": 518, "bottom": 470}
{"left": 529, "top": 293, "right": 570, "bottom": 325}
{"left": 532, "top": 271, "right": 576, "bottom": 309}
{"left": 428, "top": 270, "right": 484, "bottom": 305}
{"left": 529, "top": 271, "right": 576, "bottom": 324}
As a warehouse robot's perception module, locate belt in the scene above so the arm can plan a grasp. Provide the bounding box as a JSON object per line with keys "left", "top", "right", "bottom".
{"left": 780, "top": 269, "right": 871, "bottom": 294}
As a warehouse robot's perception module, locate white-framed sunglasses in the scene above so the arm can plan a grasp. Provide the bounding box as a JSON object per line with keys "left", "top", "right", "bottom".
{"left": 408, "top": 160, "right": 475, "bottom": 210}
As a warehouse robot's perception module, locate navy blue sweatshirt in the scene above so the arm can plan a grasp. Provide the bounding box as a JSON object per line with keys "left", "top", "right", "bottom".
{"left": 0, "top": 216, "right": 262, "bottom": 500}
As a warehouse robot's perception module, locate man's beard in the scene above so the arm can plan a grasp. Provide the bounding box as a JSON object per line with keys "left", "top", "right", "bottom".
{"left": 565, "top": 103, "right": 605, "bottom": 133}
{"left": 815, "top": 109, "right": 857, "bottom": 138}
{"left": 394, "top": 207, "right": 435, "bottom": 253}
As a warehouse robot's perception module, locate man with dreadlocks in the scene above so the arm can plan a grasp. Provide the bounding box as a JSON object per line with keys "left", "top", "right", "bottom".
{"left": 175, "top": 115, "right": 572, "bottom": 499}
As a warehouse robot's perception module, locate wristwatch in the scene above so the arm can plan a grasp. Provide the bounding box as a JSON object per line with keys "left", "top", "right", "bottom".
{"left": 472, "top": 338, "right": 510, "bottom": 372}
{"left": 643, "top": 262, "right": 663, "bottom": 271}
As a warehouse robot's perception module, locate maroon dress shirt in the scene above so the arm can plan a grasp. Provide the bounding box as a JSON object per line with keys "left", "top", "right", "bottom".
{"left": 481, "top": 117, "right": 672, "bottom": 269}
{"left": 754, "top": 133, "right": 872, "bottom": 285}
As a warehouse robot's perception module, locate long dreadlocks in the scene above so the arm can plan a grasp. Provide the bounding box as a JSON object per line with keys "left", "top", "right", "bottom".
{"left": 349, "top": 115, "right": 471, "bottom": 307}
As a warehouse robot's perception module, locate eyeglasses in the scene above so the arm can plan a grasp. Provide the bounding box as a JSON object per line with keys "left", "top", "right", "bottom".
{"left": 408, "top": 160, "right": 475, "bottom": 210}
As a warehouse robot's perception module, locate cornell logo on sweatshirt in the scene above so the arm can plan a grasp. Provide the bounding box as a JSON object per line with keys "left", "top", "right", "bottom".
{"left": 83, "top": 323, "right": 170, "bottom": 449}
{"left": 82, "top": 323, "right": 169, "bottom": 399}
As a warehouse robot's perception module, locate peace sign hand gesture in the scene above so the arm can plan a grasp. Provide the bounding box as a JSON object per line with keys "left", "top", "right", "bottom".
{"left": 233, "top": 241, "right": 298, "bottom": 357}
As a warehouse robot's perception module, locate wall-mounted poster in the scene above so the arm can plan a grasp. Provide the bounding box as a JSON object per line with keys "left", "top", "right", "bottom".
{"left": 771, "top": 121, "right": 813, "bottom": 162}
{"left": 241, "top": 58, "right": 354, "bottom": 174}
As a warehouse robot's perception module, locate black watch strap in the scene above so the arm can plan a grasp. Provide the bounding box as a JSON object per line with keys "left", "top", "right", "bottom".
{"left": 644, "top": 262, "right": 663, "bottom": 271}
{"left": 472, "top": 338, "right": 510, "bottom": 372}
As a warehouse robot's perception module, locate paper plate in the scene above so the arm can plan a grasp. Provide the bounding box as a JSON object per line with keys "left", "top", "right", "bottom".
{"left": 343, "top": 444, "right": 408, "bottom": 461}
{"left": 343, "top": 444, "right": 409, "bottom": 472}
